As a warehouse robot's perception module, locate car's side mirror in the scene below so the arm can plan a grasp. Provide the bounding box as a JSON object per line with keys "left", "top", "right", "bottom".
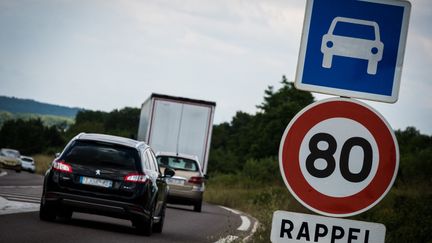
{"left": 55, "top": 152, "right": 61, "bottom": 158}
{"left": 164, "top": 168, "right": 175, "bottom": 178}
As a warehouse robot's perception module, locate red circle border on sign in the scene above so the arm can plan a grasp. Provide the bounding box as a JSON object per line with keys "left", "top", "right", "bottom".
{"left": 279, "top": 98, "right": 399, "bottom": 217}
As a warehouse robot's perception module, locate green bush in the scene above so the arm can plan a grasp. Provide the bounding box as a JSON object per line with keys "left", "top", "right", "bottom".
{"left": 242, "top": 157, "right": 282, "bottom": 185}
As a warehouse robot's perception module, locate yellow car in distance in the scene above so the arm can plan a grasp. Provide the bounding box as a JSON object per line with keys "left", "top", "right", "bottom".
{"left": 0, "top": 148, "right": 22, "bottom": 172}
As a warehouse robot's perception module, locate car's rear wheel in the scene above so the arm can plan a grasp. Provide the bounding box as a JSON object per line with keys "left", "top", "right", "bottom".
{"left": 153, "top": 203, "right": 166, "bottom": 233}
{"left": 135, "top": 217, "right": 153, "bottom": 236}
{"left": 133, "top": 206, "right": 154, "bottom": 236}
{"left": 194, "top": 200, "right": 202, "bottom": 212}
{"left": 57, "top": 208, "right": 73, "bottom": 221}
{"left": 39, "top": 200, "right": 56, "bottom": 221}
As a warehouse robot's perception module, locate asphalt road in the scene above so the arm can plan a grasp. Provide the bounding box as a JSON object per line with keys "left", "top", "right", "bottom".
{"left": 0, "top": 169, "right": 254, "bottom": 243}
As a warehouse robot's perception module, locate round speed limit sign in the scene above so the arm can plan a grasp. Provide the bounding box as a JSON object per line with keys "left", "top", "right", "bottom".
{"left": 279, "top": 98, "right": 399, "bottom": 217}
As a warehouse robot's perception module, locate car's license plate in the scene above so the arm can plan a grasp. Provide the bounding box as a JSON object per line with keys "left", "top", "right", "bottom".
{"left": 166, "top": 178, "right": 184, "bottom": 186}
{"left": 80, "top": 176, "right": 113, "bottom": 188}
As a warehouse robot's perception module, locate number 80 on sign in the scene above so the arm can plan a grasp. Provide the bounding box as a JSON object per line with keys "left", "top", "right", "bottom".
{"left": 279, "top": 98, "right": 399, "bottom": 217}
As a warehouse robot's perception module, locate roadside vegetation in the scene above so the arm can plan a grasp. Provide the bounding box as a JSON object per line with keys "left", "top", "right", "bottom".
{"left": 0, "top": 110, "right": 74, "bottom": 129}
{"left": 205, "top": 77, "right": 432, "bottom": 242}
{"left": 32, "top": 154, "right": 55, "bottom": 175}
{"left": 0, "top": 76, "right": 430, "bottom": 242}
{"left": 0, "top": 107, "right": 140, "bottom": 155}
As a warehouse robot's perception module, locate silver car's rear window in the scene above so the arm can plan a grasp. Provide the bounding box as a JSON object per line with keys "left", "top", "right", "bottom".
{"left": 157, "top": 156, "right": 198, "bottom": 172}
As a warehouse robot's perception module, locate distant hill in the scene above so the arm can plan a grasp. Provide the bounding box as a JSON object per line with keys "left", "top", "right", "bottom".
{"left": 0, "top": 96, "right": 82, "bottom": 118}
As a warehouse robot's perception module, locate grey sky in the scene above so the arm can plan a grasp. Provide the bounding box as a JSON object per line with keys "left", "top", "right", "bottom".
{"left": 0, "top": 0, "right": 431, "bottom": 134}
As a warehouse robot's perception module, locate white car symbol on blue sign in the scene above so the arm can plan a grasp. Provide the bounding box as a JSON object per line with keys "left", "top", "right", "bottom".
{"left": 295, "top": 0, "right": 411, "bottom": 103}
{"left": 321, "top": 17, "right": 384, "bottom": 75}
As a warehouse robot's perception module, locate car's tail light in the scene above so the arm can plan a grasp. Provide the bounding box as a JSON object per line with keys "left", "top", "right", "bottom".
{"left": 124, "top": 173, "right": 147, "bottom": 183}
{"left": 188, "top": 176, "right": 204, "bottom": 185}
{"left": 52, "top": 160, "right": 72, "bottom": 173}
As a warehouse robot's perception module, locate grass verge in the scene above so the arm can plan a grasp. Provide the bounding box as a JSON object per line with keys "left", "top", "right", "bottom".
{"left": 204, "top": 174, "right": 432, "bottom": 243}
{"left": 204, "top": 174, "right": 304, "bottom": 242}
{"left": 32, "top": 154, "right": 55, "bottom": 175}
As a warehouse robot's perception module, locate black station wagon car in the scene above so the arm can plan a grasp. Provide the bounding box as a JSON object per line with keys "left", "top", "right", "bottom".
{"left": 40, "top": 133, "right": 174, "bottom": 236}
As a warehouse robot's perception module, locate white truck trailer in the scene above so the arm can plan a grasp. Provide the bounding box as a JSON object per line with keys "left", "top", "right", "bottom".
{"left": 137, "top": 93, "right": 216, "bottom": 174}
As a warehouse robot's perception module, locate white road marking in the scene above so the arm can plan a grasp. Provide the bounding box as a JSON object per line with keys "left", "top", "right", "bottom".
{"left": 243, "top": 219, "right": 260, "bottom": 242}
{"left": 238, "top": 215, "right": 251, "bottom": 231}
{"left": 219, "top": 206, "right": 240, "bottom": 215}
{"left": 0, "top": 193, "right": 40, "bottom": 200}
{"left": 0, "top": 185, "right": 43, "bottom": 189}
{"left": 218, "top": 205, "right": 260, "bottom": 242}
{"left": 4, "top": 197, "right": 40, "bottom": 203}
{"left": 219, "top": 206, "right": 251, "bottom": 231}
{"left": 0, "top": 197, "right": 39, "bottom": 215}
{"left": 215, "top": 235, "right": 239, "bottom": 243}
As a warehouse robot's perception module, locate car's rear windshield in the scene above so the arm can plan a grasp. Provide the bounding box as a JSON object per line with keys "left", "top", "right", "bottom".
{"left": 62, "top": 140, "right": 140, "bottom": 170}
{"left": 157, "top": 156, "right": 199, "bottom": 172}
{"left": 21, "top": 158, "right": 33, "bottom": 162}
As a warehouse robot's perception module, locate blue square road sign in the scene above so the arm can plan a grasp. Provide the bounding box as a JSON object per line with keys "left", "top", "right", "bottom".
{"left": 295, "top": 0, "right": 411, "bottom": 103}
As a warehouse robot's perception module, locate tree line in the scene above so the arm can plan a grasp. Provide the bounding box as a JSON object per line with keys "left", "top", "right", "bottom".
{"left": 0, "top": 75, "right": 430, "bottom": 241}
{"left": 0, "top": 76, "right": 430, "bottom": 185}
{"left": 208, "top": 76, "right": 313, "bottom": 177}
{"left": 208, "top": 77, "right": 432, "bottom": 186}
{"left": 0, "top": 107, "right": 140, "bottom": 155}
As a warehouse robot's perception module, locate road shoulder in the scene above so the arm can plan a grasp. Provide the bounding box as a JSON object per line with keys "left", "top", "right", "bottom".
{"left": 0, "top": 197, "right": 39, "bottom": 215}
{"left": 216, "top": 206, "right": 259, "bottom": 243}
{"left": 0, "top": 170, "right": 7, "bottom": 177}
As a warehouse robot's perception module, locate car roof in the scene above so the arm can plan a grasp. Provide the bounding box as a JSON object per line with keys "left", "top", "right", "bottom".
{"left": 155, "top": 151, "right": 199, "bottom": 162}
{"left": 75, "top": 133, "right": 148, "bottom": 149}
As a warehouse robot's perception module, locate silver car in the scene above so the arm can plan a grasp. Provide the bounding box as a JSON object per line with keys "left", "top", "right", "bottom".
{"left": 156, "top": 152, "right": 205, "bottom": 212}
